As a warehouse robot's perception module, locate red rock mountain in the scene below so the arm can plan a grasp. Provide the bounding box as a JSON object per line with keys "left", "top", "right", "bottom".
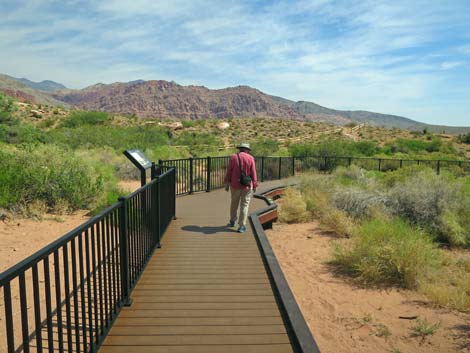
{"left": 3, "top": 74, "right": 469, "bottom": 133}
{"left": 53, "top": 80, "right": 309, "bottom": 120}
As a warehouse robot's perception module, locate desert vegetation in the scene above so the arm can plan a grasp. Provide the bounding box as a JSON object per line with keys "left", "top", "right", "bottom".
{"left": 279, "top": 165, "right": 470, "bottom": 311}
{"left": 1, "top": 91, "right": 469, "bottom": 217}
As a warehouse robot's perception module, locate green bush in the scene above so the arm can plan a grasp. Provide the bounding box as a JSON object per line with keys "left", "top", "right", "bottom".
{"left": 387, "top": 169, "right": 463, "bottom": 241}
{"left": 48, "top": 125, "right": 170, "bottom": 150}
{"left": 0, "top": 92, "right": 18, "bottom": 125}
{"left": 331, "top": 218, "right": 441, "bottom": 288}
{"left": 288, "top": 140, "right": 379, "bottom": 158}
{"left": 60, "top": 111, "right": 110, "bottom": 128}
{"left": 0, "top": 145, "right": 103, "bottom": 212}
{"left": 249, "top": 138, "right": 280, "bottom": 156}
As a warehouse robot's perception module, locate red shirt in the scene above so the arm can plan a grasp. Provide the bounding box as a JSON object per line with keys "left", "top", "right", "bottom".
{"left": 224, "top": 152, "right": 258, "bottom": 189}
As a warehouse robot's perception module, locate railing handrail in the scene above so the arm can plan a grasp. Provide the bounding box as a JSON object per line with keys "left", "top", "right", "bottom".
{"left": 0, "top": 163, "right": 177, "bottom": 353}
{"left": 0, "top": 202, "right": 121, "bottom": 286}
{"left": 160, "top": 154, "right": 470, "bottom": 163}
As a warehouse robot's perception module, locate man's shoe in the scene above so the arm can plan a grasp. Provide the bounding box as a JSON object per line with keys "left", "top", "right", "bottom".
{"left": 227, "top": 220, "right": 235, "bottom": 227}
{"left": 237, "top": 226, "right": 246, "bottom": 233}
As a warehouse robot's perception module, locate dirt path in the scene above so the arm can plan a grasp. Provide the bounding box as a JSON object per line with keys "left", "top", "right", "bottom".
{"left": 0, "top": 211, "right": 90, "bottom": 272}
{"left": 266, "top": 222, "right": 470, "bottom": 353}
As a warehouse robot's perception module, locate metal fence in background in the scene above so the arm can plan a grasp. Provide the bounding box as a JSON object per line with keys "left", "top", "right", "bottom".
{"left": 0, "top": 167, "right": 176, "bottom": 353}
{"left": 160, "top": 155, "right": 470, "bottom": 195}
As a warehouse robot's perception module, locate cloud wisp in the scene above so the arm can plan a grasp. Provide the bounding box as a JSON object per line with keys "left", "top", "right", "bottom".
{"left": 0, "top": 0, "right": 469, "bottom": 125}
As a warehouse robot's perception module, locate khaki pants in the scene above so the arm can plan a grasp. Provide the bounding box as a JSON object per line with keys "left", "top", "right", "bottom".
{"left": 230, "top": 188, "right": 253, "bottom": 227}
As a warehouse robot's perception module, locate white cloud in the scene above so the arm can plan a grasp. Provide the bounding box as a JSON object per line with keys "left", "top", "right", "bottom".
{"left": 0, "top": 0, "right": 469, "bottom": 124}
{"left": 441, "top": 61, "right": 465, "bottom": 70}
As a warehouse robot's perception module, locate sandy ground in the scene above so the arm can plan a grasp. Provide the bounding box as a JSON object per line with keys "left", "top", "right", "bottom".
{"left": 266, "top": 222, "right": 470, "bottom": 353}
{"left": 0, "top": 180, "right": 140, "bottom": 273}
{"left": 0, "top": 211, "right": 90, "bottom": 273}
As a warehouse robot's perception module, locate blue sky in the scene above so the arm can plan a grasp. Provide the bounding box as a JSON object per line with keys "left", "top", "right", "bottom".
{"left": 1, "top": 0, "right": 469, "bottom": 125}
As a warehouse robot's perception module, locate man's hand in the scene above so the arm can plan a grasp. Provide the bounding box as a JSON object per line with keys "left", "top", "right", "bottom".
{"left": 253, "top": 187, "right": 257, "bottom": 193}
{"left": 225, "top": 184, "right": 230, "bottom": 192}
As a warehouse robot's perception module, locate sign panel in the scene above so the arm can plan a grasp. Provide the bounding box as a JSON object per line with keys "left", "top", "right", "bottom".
{"left": 124, "top": 149, "right": 152, "bottom": 170}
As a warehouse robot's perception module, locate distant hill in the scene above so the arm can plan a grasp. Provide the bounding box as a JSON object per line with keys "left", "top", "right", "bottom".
{"left": 0, "top": 74, "right": 68, "bottom": 106}
{"left": 15, "top": 77, "right": 66, "bottom": 91}
{"left": 271, "top": 97, "right": 469, "bottom": 134}
{"left": 1, "top": 73, "right": 469, "bottom": 134}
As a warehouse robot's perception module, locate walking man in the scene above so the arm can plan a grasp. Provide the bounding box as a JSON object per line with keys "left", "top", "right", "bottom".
{"left": 224, "top": 143, "right": 258, "bottom": 233}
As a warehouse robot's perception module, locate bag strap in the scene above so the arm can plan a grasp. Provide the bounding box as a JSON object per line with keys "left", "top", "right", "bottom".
{"left": 237, "top": 153, "right": 243, "bottom": 175}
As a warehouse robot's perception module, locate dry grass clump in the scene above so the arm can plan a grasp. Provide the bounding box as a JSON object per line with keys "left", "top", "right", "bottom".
{"left": 333, "top": 187, "right": 388, "bottom": 219}
{"left": 278, "top": 188, "right": 309, "bottom": 223}
{"left": 420, "top": 254, "right": 470, "bottom": 311}
{"left": 331, "top": 218, "right": 441, "bottom": 289}
{"left": 278, "top": 166, "right": 470, "bottom": 310}
{"left": 278, "top": 173, "right": 354, "bottom": 236}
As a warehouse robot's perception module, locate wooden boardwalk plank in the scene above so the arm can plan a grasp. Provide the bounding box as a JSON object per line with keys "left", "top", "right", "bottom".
{"left": 103, "top": 334, "right": 290, "bottom": 345}
{"left": 108, "top": 325, "right": 287, "bottom": 335}
{"left": 99, "top": 182, "right": 297, "bottom": 353}
{"left": 100, "top": 344, "right": 294, "bottom": 353}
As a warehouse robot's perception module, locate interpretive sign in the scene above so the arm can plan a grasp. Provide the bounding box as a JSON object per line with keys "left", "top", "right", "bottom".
{"left": 124, "top": 149, "right": 152, "bottom": 170}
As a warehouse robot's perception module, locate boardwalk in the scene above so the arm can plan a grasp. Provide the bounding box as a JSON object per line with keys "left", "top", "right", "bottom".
{"left": 99, "top": 182, "right": 297, "bottom": 353}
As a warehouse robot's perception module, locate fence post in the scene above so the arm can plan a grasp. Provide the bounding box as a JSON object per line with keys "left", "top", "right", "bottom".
{"left": 278, "top": 157, "right": 282, "bottom": 179}
{"left": 261, "top": 157, "right": 265, "bottom": 182}
{"left": 292, "top": 157, "right": 295, "bottom": 176}
{"left": 400, "top": 159, "right": 403, "bottom": 168}
{"left": 151, "top": 162, "right": 156, "bottom": 179}
{"left": 437, "top": 160, "right": 441, "bottom": 175}
{"left": 171, "top": 168, "right": 177, "bottom": 220}
{"left": 348, "top": 157, "right": 352, "bottom": 167}
{"left": 378, "top": 159, "right": 382, "bottom": 171}
{"left": 206, "top": 156, "right": 211, "bottom": 192}
{"left": 156, "top": 176, "right": 162, "bottom": 248}
{"left": 189, "top": 157, "right": 194, "bottom": 194}
{"left": 324, "top": 156, "right": 328, "bottom": 172}
{"left": 118, "top": 197, "right": 132, "bottom": 306}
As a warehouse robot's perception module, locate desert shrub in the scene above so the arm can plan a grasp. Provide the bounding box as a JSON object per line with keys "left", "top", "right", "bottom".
{"left": 249, "top": 138, "right": 280, "bottom": 156}
{"left": 331, "top": 218, "right": 441, "bottom": 288}
{"left": 288, "top": 140, "right": 379, "bottom": 158}
{"left": 0, "top": 145, "right": 103, "bottom": 212}
{"left": 387, "top": 170, "right": 461, "bottom": 239}
{"left": 1, "top": 124, "right": 49, "bottom": 144}
{"left": 334, "top": 165, "right": 368, "bottom": 185}
{"left": 297, "top": 174, "right": 354, "bottom": 236}
{"left": 278, "top": 188, "right": 309, "bottom": 223}
{"left": 181, "top": 120, "right": 196, "bottom": 128}
{"left": 60, "top": 111, "right": 110, "bottom": 128}
{"left": 420, "top": 253, "right": 470, "bottom": 311}
{"left": 48, "top": 125, "right": 170, "bottom": 150}
{"left": 0, "top": 92, "right": 18, "bottom": 125}
{"left": 457, "top": 133, "right": 470, "bottom": 144}
{"left": 333, "top": 187, "right": 388, "bottom": 219}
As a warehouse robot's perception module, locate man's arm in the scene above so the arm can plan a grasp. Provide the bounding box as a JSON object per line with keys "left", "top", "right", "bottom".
{"left": 251, "top": 158, "right": 258, "bottom": 191}
{"left": 224, "top": 156, "right": 233, "bottom": 190}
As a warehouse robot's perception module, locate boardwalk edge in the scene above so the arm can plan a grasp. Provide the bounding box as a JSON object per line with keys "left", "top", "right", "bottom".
{"left": 250, "top": 185, "right": 322, "bottom": 353}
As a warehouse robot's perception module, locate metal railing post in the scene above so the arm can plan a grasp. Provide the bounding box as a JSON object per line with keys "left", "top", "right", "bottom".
{"left": 151, "top": 162, "right": 157, "bottom": 180}
{"left": 189, "top": 157, "right": 194, "bottom": 194}
{"left": 206, "top": 156, "right": 211, "bottom": 192}
{"left": 261, "top": 157, "right": 265, "bottom": 182}
{"left": 437, "top": 160, "right": 441, "bottom": 175}
{"left": 172, "top": 168, "right": 177, "bottom": 219}
{"left": 156, "top": 176, "right": 162, "bottom": 248}
{"left": 400, "top": 159, "right": 403, "bottom": 168}
{"left": 292, "top": 157, "right": 295, "bottom": 176}
{"left": 378, "top": 159, "right": 382, "bottom": 171}
{"left": 118, "top": 197, "right": 132, "bottom": 306}
{"left": 278, "top": 157, "right": 282, "bottom": 179}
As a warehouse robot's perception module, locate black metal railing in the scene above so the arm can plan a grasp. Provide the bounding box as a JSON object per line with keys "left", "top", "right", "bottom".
{"left": 159, "top": 155, "right": 470, "bottom": 195}
{"left": 0, "top": 166, "right": 176, "bottom": 353}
